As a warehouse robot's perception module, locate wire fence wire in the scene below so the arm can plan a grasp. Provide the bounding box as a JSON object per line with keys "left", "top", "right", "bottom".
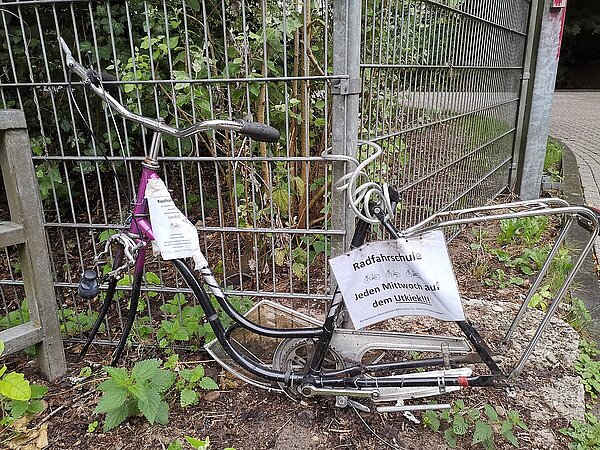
{"left": 0, "top": 0, "right": 532, "bottom": 349}
{"left": 360, "top": 0, "right": 530, "bottom": 228}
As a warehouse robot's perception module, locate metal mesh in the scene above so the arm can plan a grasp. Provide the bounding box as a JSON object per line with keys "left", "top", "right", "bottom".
{"left": 0, "top": 0, "right": 339, "bottom": 345}
{"left": 0, "top": 0, "right": 532, "bottom": 347}
{"left": 359, "top": 0, "right": 529, "bottom": 228}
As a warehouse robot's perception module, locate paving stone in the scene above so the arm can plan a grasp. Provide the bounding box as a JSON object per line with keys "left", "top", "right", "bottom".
{"left": 550, "top": 91, "right": 600, "bottom": 260}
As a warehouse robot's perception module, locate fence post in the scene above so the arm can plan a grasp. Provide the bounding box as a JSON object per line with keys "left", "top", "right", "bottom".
{"left": 331, "top": 0, "right": 363, "bottom": 257}
{"left": 514, "top": 0, "right": 568, "bottom": 199}
{"left": 0, "top": 109, "right": 66, "bottom": 380}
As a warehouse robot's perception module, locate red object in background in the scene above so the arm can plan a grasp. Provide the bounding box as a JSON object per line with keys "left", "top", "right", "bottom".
{"left": 551, "top": 0, "right": 568, "bottom": 59}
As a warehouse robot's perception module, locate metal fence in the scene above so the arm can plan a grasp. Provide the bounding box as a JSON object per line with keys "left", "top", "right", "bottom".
{"left": 0, "top": 0, "right": 533, "bottom": 348}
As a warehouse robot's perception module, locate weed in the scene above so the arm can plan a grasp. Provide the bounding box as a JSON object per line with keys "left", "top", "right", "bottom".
{"left": 168, "top": 354, "right": 219, "bottom": 408}
{"left": 0, "top": 340, "right": 48, "bottom": 429}
{"left": 560, "top": 413, "right": 600, "bottom": 450}
{"left": 167, "top": 435, "right": 236, "bottom": 450}
{"left": 0, "top": 299, "right": 30, "bottom": 329}
{"left": 59, "top": 308, "right": 104, "bottom": 337}
{"left": 94, "top": 359, "right": 175, "bottom": 431}
{"left": 497, "top": 217, "right": 549, "bottom": 246}
{"left": 567, "top": 297, "right": 592, "bottom": 332}
{"left": 484, "top": 269, "right": 524, "bottom": 289}
{"left": 574, "top": 339, "right": 600, "bottom": 402}
{"left": 423, "top": 400, "right": 528, "bottom": 449}
{"left": 0, "top": 300, "right": 35, "bottom": 357}
{"left": 157, "top": 292, "right": 252, "bottom": 350}
{"left": 545, "top": 138, "right": 563, "bottom": 182}
{"left": 528, "top": 285, "right": 552, "bottom": 312}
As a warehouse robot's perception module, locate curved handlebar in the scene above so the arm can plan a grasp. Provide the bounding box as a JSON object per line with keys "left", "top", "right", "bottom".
{"left": 58, "top": 37, "right": 280, "bottom": 143}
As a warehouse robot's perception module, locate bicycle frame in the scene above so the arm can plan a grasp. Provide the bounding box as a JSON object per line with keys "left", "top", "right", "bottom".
{"left": 81, "top": 128, "right": 506, "bottom": 392}
{"left": 62, "top": 36, "right": 600, "bottom": 405}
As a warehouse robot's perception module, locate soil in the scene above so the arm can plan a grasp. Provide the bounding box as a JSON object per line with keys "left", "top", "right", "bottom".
{"left": 1, "top": 203, "right": 590, "bottom": 450}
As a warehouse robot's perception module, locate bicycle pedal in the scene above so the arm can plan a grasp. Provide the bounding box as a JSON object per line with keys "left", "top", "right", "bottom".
{"left": 345, "top": 398, "right": 371, "bottom": 412}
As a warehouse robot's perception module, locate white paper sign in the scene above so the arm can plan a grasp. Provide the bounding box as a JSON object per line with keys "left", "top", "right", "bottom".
{"left": 145, "top": 178, "right": 208, "bottom": 269}
{"left": 329, "top": 230, "right": 465, "bottom": 328}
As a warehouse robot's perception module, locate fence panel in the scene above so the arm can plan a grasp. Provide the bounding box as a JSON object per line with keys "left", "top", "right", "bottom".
{"left": 0, "top": 0, "right": 533, "bottom": 350}
{"left": 359, "top": 0, "right": 531, "bottom": 228}
{"left": 0, "top": 0, "right": 344, "bottom": 349}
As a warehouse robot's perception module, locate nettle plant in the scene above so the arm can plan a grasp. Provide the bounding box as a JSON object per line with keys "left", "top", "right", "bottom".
{"left": 95, "top": 359, "right": 175, "bottom": 431}
{"left": 164, "top": 354, "right": 219, "bottom": 408}
{"left": 94, "top": 357, "right": 220, "bottom": 431}
{"left": 422, "top": 400, "right": 528, "bottom": 450}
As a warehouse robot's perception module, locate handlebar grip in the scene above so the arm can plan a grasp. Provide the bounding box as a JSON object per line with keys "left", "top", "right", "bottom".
{"left": 236, "top": 120, "right": 280, "bottom": 143}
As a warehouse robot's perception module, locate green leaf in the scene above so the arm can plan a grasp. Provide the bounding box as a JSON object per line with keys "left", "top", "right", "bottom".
{"left": 0, "top": 365, "right": 6, "bottom": 378}
{"left": 169, "top": 36, "right": 179, "bottom": 49}
{"left": 502, "top": 427, "right": 519, "bottom": 447}
{"left": 0, "top": 372, "right": 31, "bottom": 401}
{"left": 452, "top": 414, "right": 468, "bottom": 436}
{"left": 104, "top": 366, "right": 130, "bottom": 385}
{"left": 467, "top": 408, "right": 481, "bottom": 420}
{"left": 94, "top": 387, "right": 129, "bottom": 414}
{"left": 145, "top": 272, "right": 161, "bottom": 285}
{"left": 185, "top": 435, "right": 209, "bottom": 450}
{"left": 186, "top": 0, "right": 200, "bottom": 11}
{"left": 30, "top": 384, "right": 48, "bottom": 399}
{"left": 97, "top": 378, "right": 121, "bottom": 392}
{"left": 199, "top": 377, "right": 218, "bottom": 390}
{"left": 9, "top": 400, "right": 28, "bottom": 419}
{"left": 103, "top": 404, "right": 130, "bottom": 432}
{"left": 423, "top": 410, "right": 440, "bottom": 431}
{"left": 79, "top": 366, "right": 93, "bottom": 378}
{"left": 444, "top": 428, "right": 458, "bottom": 448}
{"left": 179, "top": 369, "right": 193, "bottom": 381}
{"left": 473, "top": 420, "right": 494, "bottom": 445}
{"left": 132, "top": 359, "right": 162, "bottom": 381}
{"left": 167, "top": 441, "right": 183, "bottom": 450}
{"left": 155, "top": 400, "right": 169, "bottom": 425}
{"left": 0, "top": 340, "right": 4, "bottom": 355}
{"left": 150, "top": 369, "right": 175, "bottom": 393}
{"left": 189, "top": 365, "right": 205, "bottom": 383}
{"left": 26, "top": 399, "right": 45, "bottom": 414}
{"left": 484, "top": 404, "right": 499, "bottom": 421}
{"left": 180, "top": 388, "right": 199, "bottom": 407}
{"left": 137, "top": 388, "right": 162, "bottom": 424}
{"left": 87, "top": 420, "right": 99, "bottom": 433}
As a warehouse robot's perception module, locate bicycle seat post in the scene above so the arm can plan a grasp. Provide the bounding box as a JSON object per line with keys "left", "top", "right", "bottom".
{"left": 145, "top": 130, "right": 162, "bottom": 167}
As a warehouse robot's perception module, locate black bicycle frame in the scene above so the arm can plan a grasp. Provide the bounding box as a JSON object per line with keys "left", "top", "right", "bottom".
{"left": 172, "top": 199, "right": 502, "bottom": 390}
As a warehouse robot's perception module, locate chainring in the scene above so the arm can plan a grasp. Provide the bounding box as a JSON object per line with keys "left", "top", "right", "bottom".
{"left": 272, "top": 338, "right": 345, "bottom": 398}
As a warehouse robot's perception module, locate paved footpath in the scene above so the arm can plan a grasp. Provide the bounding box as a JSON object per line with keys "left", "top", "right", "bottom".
{"left": 550, "top": 91, "right": 600, "bottom": 343}
{"left": 550, "top": 91, "right": 600, "bottom": 258}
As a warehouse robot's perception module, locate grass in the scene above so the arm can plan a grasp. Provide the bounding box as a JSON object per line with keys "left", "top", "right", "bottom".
{"left": 545, "top": 138, "right": 563, "bottom": 182}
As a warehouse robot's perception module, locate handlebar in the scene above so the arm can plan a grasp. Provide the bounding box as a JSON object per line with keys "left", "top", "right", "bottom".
{"left": 58, "top": 37, "right": 280, "bottom": 143}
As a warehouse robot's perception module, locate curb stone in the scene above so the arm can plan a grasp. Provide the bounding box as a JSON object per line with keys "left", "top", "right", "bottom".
{"left": 555, "top": 138, "right": 600, "bottom": 341}
{"left": 550, "top": 137, "right": 600, "bottom": 419}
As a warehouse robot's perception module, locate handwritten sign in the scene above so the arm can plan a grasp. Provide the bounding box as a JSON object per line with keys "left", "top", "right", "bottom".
{"left": 329, "top": 230, "right": 465, "bottom": 328}
{"left": 145, "top": 178, "right": 208, "bottom": 269}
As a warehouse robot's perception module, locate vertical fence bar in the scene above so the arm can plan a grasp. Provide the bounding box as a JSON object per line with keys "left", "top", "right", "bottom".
{"left": 331, "top": 0, "right": 362, "bottom": 257}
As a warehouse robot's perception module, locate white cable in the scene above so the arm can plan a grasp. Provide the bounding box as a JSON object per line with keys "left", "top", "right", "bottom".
{"left": 323, "top": 141, "right": 394, "bottom": 223}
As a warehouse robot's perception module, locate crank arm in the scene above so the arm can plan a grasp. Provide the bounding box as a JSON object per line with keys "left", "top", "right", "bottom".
{"left": 300, "top": 385, "right": 380, "bottom": 399}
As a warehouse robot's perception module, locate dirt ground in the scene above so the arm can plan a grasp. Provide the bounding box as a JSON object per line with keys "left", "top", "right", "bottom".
{"left": 1, "top": 210, "right": 589, "bottom": 450}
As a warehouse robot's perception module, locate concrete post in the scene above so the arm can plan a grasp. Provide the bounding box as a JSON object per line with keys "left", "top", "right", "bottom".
{"left": 515, "top": 0, "right": 567, "bottom": 200}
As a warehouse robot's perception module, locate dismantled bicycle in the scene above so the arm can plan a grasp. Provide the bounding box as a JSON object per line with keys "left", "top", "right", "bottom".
{"left": 60, "top": 37, "right": 600, "bottom": 413}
